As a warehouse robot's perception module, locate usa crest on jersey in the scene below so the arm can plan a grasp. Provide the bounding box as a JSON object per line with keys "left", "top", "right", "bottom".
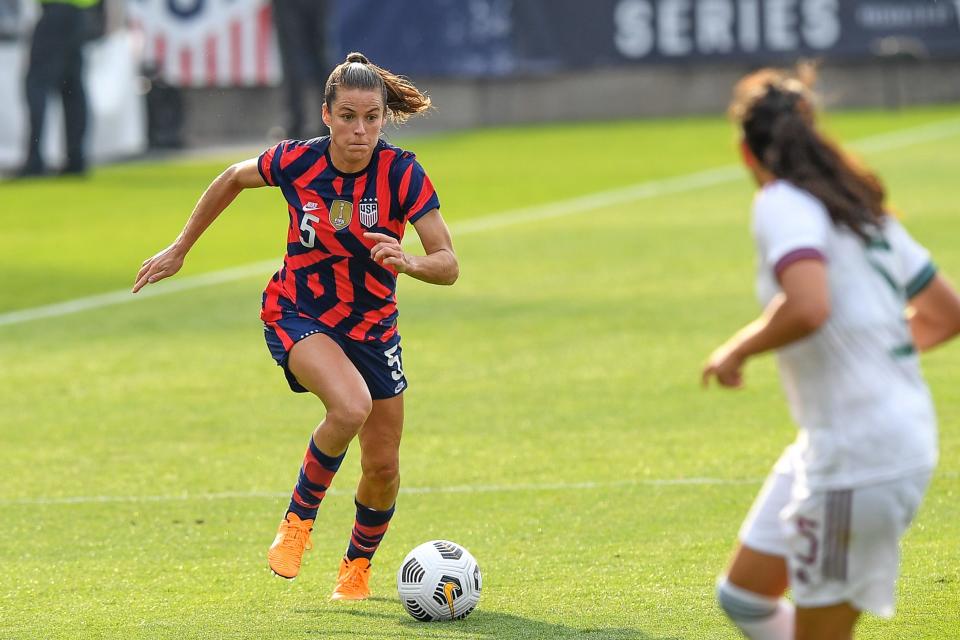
{"left": 359, "top": 197, "right": 379, "bottom": 228}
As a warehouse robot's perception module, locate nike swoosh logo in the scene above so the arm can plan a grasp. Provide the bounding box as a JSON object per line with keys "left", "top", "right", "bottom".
{"left": 443, "top": 582, "right": 457, "bottom": 617}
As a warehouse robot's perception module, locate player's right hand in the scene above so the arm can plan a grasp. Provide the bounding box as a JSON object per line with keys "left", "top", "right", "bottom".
{"left": 132, "top": 245, "right": 185, "bottom": 293}
{"left": 701, "top": 341, "right": 746, "bottom": 389}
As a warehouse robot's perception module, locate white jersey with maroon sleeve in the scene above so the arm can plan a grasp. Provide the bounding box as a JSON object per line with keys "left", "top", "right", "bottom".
{"left": 752, "top": 180, "right": 939, "bottom": 490}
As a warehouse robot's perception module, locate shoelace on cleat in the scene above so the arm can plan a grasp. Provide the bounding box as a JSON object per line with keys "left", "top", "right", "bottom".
{"left": 339, "top": 563, "right": 368, "bottom": 591}
{"left": 280, "top": 521, "right": 313, "bottom": 552}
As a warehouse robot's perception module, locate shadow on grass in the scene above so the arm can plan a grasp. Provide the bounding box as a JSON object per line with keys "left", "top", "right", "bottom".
{"left": 298, "top": 604, "right": 680, "bottom": 639}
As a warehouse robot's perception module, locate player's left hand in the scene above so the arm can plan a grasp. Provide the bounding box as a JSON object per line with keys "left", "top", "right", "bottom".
{"left": 364, "top": 232, "right": 412, "bottom": 273}
{"left": 702, "top": 342, "right": 746, "bottom": 389}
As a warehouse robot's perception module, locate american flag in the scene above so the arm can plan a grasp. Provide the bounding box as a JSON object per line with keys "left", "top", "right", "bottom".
{"left": 127, "top": 0, "right": 280, "bottom": 88}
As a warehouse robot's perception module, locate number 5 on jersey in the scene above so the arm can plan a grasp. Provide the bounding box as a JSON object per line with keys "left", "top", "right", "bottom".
{"left": 300, "top": 213, "right": 320, "bottom": 248}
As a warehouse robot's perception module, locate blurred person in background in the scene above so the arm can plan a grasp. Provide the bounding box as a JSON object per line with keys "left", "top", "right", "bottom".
{"left": 18, "top": 0, "right": 100, "bottom": 177}
{"left": 271, "top": 0, "right": 328, "bottom": 139}
{"left": 703, "top": 65, "right": 960, "bottom": 640}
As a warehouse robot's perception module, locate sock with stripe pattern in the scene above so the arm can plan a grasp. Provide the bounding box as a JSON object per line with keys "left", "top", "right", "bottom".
{"left": 345, "top": 498, "right": 395, "bottom": 562}
{"left": 286, "top": 438, "right": 345, "bottom": 521}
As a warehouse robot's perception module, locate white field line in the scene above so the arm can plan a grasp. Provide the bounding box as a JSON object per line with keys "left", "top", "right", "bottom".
{"left": 4, "top": 469, "right": 955, "bottom": 507}
{"left": 0, "top": 476, "right": 762, "bottom": 507}
{"left": 3, "top": 116, "right": 960, "bottom": 329}
{"left": 849, "top": 117, "right": 960, "bottom": 153}
{"left": 0, "top": 260, "right": 280, "bottom": 327}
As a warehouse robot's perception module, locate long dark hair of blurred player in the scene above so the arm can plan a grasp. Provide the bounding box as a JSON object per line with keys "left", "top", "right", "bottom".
{"left": 702, "top": 65, "right": 960, "bottom": 640}
{"left": 133, "top": 52, "right": 458, "bottom": 601}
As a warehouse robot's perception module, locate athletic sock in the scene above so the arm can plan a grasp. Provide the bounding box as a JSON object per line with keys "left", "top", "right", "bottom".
{"left": 286, "top": 438, "right": 345, "bottom": 521}
{"left": 717, "top": 578, "right": 795, "bottom": 640}
{"left": 345, "top": 498, "right": 395, "bottom": 562}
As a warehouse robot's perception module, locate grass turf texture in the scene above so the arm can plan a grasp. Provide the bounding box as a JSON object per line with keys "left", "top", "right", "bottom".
{"left": 2, "top": 104, "right": 960, "bottom": 638}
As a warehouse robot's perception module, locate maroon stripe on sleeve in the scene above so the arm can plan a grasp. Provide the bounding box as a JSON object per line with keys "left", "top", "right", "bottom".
{"left": 774, "top": 248, "right": 826, "bottom": 280}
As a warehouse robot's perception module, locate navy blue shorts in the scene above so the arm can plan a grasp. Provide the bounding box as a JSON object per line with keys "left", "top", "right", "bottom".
{"left": 263, "top": 315, "right": 407, "bottom": 400}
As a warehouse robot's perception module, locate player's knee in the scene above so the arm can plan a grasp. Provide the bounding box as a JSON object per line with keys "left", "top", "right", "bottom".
{"left": 362, "top": 459, "right": 399, "bottom": 488}
{"left": 327, "top": 398, "right": 373, "bottom": 432}
{"left": 716, "top": 577, "right": 779, "bottom": 624}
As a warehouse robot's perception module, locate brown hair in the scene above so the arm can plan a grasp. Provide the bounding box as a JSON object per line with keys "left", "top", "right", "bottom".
{"left": 324, "top": 52, "right": 431, "bottom": 124}
{"left": 729, "top": 64, "right": 886, "bottom": 240}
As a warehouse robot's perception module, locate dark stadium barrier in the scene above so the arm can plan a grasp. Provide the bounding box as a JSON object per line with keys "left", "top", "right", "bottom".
{"left": 331, "top": 0, "right": 960, "bottom": 77}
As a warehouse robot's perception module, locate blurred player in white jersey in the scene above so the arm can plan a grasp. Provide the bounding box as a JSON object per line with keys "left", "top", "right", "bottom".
{"left": 702, "top": 65, "right": 960, "bottom": 640}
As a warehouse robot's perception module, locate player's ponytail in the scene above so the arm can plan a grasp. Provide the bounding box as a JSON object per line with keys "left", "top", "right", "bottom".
{"left": 325, "top": 52, "right": 431, "bottom": 124}
{"left": 730, "top": 65, "right": 886, "bottom": 241}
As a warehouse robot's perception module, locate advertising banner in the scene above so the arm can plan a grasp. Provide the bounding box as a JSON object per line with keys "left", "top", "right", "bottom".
{"left": 329, "top": 0, "right": 960, "bottom": 78}
{"left": 532, "top": 0, "right": 960, "bottom": 67}
{"left": 127, "top": 0, "right": 280, "bottom": 87}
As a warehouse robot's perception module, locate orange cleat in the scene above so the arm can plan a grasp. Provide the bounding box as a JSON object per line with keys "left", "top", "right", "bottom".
{"left": 267, "top": 512, "right": 314, "bottom": 579}
{"left": 330, "top": 557, "right": 372, "bottom": 600}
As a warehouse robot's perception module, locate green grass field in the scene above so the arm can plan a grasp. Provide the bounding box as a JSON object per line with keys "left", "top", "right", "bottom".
{"left": 2, "top": 104, "right": 960, "bottom": 639}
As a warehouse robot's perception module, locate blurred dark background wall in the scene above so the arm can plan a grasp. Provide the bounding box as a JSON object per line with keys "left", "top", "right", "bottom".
{"left": 3, "top": 0, "right": 959, "bottom": 163}
{"left": 179, "top": 0, "right": 960, "bottom": 144}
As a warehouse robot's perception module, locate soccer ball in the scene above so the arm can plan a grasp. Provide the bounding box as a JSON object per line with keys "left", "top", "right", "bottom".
{"left": 396, "top": 540, "right": 481, "bottom": 621}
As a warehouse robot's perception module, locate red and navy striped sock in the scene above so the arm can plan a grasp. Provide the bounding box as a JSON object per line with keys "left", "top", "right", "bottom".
{"left": 345, "top": 499, "right": 395, "bottom": 562}
{"left": 286, "top": 438, "right": 345, "bottom": 521}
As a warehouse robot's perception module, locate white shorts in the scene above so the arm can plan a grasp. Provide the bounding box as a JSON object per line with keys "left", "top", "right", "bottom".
{"left": 739, "top": 450, "right": 931, "bottom": 617}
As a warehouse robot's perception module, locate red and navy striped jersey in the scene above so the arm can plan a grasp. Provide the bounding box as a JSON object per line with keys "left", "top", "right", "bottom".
{"left": 257, "top": 137, "right": 440, "bottom": 343}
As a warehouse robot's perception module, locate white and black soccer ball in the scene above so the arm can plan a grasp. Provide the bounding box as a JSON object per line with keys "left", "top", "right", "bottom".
{"left": 396, "top": 540, "right": 481, "bottom": 621}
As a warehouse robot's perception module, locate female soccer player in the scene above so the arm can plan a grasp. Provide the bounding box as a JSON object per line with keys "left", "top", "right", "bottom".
{"left": 702, "top": 66, "right": 960, "bottom": 640}
{"left": 133, "top": 52, "right": 459, "bottom": 600}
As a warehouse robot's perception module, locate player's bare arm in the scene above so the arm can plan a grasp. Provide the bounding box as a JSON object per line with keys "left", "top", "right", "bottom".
{"left": 702, "top": 259, "right": 830, "bottom": 388}
{"left": 364, "top": 209, "right": 459, "bottom": 286}
{"left": 907, "top": 273, "right": 960, "bottom": 351}
{"left": 132, "top": 158, "right": 266, "bottom": 293}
